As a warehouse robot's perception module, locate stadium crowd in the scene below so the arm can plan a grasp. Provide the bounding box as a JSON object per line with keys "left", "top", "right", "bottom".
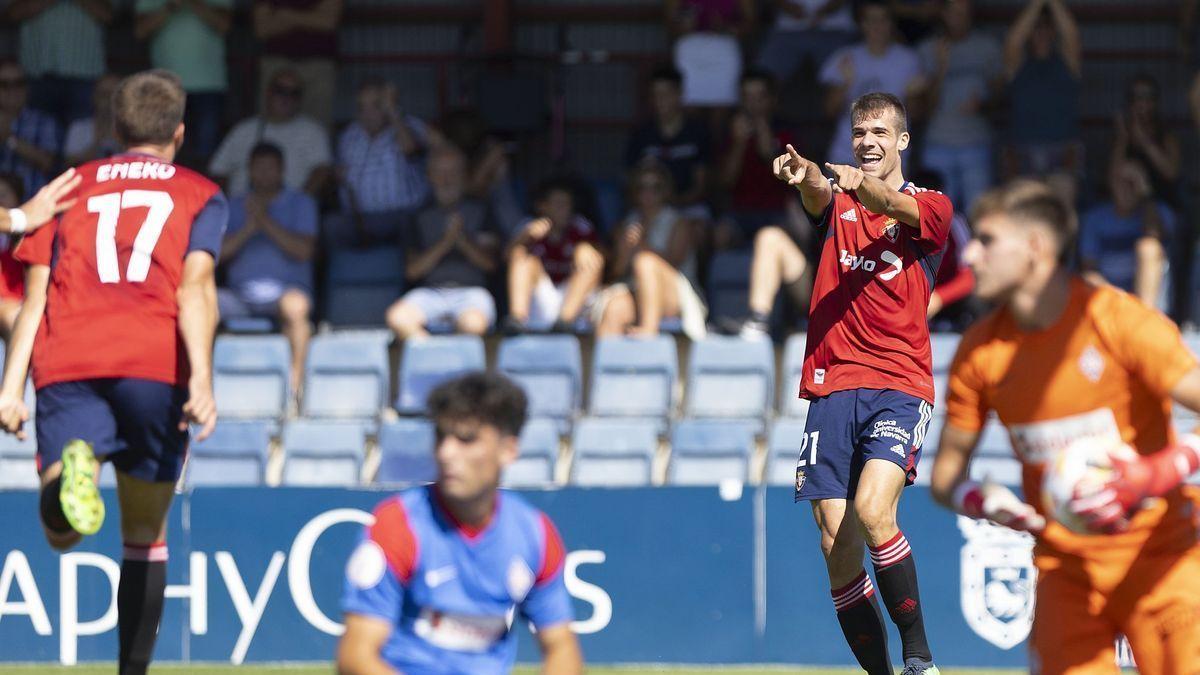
{"left": 0, "top": 0, "right": 1196, "bottom": 385}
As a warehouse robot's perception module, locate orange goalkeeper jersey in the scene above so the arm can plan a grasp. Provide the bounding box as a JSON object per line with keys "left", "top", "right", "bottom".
{"left": 946, "top": 277, "right": 1200, "bottom": 562}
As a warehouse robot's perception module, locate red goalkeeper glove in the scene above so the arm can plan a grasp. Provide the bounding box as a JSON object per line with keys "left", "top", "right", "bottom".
{"left": 1068, "top": 436, "right": 1200, "bottom": 533}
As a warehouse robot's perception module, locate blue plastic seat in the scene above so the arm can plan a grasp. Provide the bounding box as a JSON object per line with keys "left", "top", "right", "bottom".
{"left": 303, "top": 332, "right": 391, "bottom": 418}
{"left": 376, "top": 418, "right": 436, "bottom": 485}
{"left": 396, "top": 335, "right": 487, "bottom": 414}
{"left": 685, "top": 336, "right": 773, "bottom": 423}
{"left": 779, "top": 333, "right": 810, "bottom": 419}
{"left": 505, "top": 417, "right": 559, "bottom": 487}
{"left": 570, "top": 417, "right": 658, "bottom": 486}
{"left": 588, "top": 336, "right": 677, "bottom": 420}
{"left": 281, "top": 420, "right": 368, "bottom": 486}
{"left": 766, "top": 417, "right": 807, "bottom": 485}
{"left": 187, "top": 421, "right": 271, "bottom": 486}
{"left": 214, "top": 335, "right": 291, "bottom": 419}
{"left": 667, "top": 419, "right": 756, "bottom": 485}
{"left": 497, "top": 335, "right": 582, "bottom": 428}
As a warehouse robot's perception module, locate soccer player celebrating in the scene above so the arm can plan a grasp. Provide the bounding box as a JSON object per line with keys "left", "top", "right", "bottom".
{"left": 932, "top": 180, "right": 1200, "bottom": 673}
{"left": 0, "top": 70, "right": 225, "bottom": 675}
{"left": 774, "top": 92, "right": 951, "bottom": 675}
{"left": 338, "top": 372, "right": 583, "bottom": 675}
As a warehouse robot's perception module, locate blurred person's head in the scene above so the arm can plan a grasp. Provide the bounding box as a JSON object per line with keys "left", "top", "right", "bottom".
{"left": 966, "top": 180, "right": 1077, "bottom": 303}
{"left": 91, "top": 73, "right": 120, "bottom": 122}
{"left": 355, "top": 78, "right": 394, "bottom": 136}
{"left": 649, "top": 66, "right": 684, "bottom": 124}
{"left": 858, "top": 2, "right": 895, "bottom": 50}
{"left": 428, "top": 146, "right": 467, "bottom": 206}
{"left": 427, "top": 372, "right": 526, "bottom": 505}
{"left": 850, "top": 93, "right": 910, "bottom": 181}
{"left": 113, "top": 70, "right": 186, "bottom": 158}
{"left": 942, "top": 0, "right": 973, "bottom": 39}
{"left": 533, "top": 177, "right": 577, "bottom": 228}
{"left": 1125, "top": 74, "right": 1161, "bottom": 127}
{"left": 628, "top": 162, "right": 673, "bottom": 214}
{"left": 0, "top": 173, "right": 23, "bottom": 209}
{"left": 739, "top": 69, "right": 777, "bottom": 120}
{"left": 248, "top": 143, "right": 284, "bottom": 195}
{"left": 0, "top": 61, "right": 28, "bottom": 116}
{"left": 265, "top": 68, "right": 304, "bottom": 122}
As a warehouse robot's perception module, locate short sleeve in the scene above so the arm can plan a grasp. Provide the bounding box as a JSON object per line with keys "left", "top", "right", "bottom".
{"left": 909, "top": 190, "right": 953, "bottom": 249}
{"left": 1102, "top": 291, "right": 1198, "bottom": 398}
{"left": 187, "top": 192, "right": 229, "bottom": 258}
{"left": 520, "top": 514, "right": 573, "bottom": 630}
{"left": 13, "top": 218, "right": 57, "bottom": 267}
{"left": 945, "top": 333, "right": 990, "bottom": 433}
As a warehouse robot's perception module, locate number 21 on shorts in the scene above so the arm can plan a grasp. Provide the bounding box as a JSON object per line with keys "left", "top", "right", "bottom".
{"left": 88, "top": 190, "right": 175, "bottom": 283}
{"left": 797, "top": 430, "right": 820, "bottom": 466}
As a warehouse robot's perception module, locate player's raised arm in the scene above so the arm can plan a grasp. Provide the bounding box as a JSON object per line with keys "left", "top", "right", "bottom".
{"left": 0, "top": 264, "right": 49, "bottom": 439}
{"left": 176, "top": 251, "right": 219, "bottom": 440}
{"left": 0, "top": 167, "right": 81, "bottom": 235}
{"left": 773, "top": 144, "right": 831, "bottom": 219}
{"left": 336, "top": 614, "right": 400, "bottom": 675}
{"left": 537, "top": 623, "right": 584, "bottom": 675}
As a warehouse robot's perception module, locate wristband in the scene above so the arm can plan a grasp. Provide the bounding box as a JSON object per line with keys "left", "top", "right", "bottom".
{"left": 7, "top": 208, "right": 26, "bottom": 234}
{"left": 952, "top": 479, "right": 984, "bottom": 519}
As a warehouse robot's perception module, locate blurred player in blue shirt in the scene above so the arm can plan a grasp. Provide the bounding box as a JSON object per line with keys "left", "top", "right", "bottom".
{"left": 337, "top": 372, "right": 583, "bottom": 675}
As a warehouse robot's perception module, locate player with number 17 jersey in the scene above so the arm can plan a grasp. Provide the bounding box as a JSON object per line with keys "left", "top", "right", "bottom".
{"left": 15, "top": 155, "right": 226, "bottom": 388}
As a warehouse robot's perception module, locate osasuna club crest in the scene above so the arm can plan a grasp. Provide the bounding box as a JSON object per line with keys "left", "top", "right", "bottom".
{"left": 881, "top": 217, "right": 899, "bottom": 243}
{"left": 957, "top": 516, "right": 1036, "bottom": 650}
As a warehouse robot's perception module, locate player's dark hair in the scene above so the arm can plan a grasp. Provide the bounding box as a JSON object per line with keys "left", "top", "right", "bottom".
{"left": 0, "top": 172, "right": 24, "bottom": 202}
{"left": 113, "top": 70, "right": 186, "bottom": 147}
{"left": 850, "top": 92, "right": 908, "bottom": 134}
{"left": 649, "top": 65, "right": 683, "bottom": 88}
{"left": 971, "top": 179, "right": 1078, "bottom": 260}
{"left": 740, "top": 67, "right": 777, "bottom": 95}
{"left": 427, "top": 372, "right": 528, "bottom": 439}
{"left": 249, "top": 142, "right": 284, "bottom": 164}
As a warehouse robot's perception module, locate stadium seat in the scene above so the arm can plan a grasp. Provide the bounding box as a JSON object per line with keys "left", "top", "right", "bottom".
{"left": 497, "top": 335, "right": 582, "bottom": 429}
{"left": 187, "top": 421, "right": 272, "bottom": 486}
{"left": 667, "top": 419, "right": 756, "bottom": 486}
{"left": 570, "top": 417, "right": 658, "bottom": 486}
{"left": 281, "top": 420, "right": 368, "bottom": 486}
{"left": 396, "top": 335, "right": 487, "bottom": 414}
{"left": 779, "top": 333, "right": 810, "bottom": 418}
{"left": 376, "top": 418, "right": 436, "bottom": 485}
{"left": 766, "top": 417, "right": 807, "bottom": 485}
{"left": 705, "top": 250, "right": 752, "bottom": 327}
{"left": 505, "top": 417, "right": 559, "bottom": 487}
{"left": 323, "top": 248, "right": 405, "bottom": 328}
{"left": 214, "top": 335, "right": 291, "bottom": 419}
{"left": 303, "top": 331, "right": 391, "bottom": 418}
{"left": 685, "top": 336, "right": 773, "bottom": 424}
{"left": 588, "top": 336, "right": 677, "bottom": 420}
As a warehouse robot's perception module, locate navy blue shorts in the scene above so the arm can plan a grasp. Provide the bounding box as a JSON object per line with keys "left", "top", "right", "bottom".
{"left": 794, "top": 388, "right": 933, "bottom": 501}
{"left": 36, "top": 379, "right": 189, "bottom": 483}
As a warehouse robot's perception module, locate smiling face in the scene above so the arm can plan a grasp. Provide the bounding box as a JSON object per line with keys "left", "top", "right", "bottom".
{"left": 852, "top": 111, "right": 909, "bottom": 180}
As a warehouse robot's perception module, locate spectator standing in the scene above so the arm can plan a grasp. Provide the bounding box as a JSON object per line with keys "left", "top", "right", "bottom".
{"left": 1079, "top": 160, "right": 1173, "bottom": 312}
{"left": 625, "top": 67, "right": 712, "bottom": 223}
{"left": 1001, "top": 0, "right": 1082, "bottom": 182}
{"left": 333, "top": 79, "right": 429, "bottom": 246}
{"left": 757, "top": 0, "right": 857, "bottom": 87}
{"left": 5, "top": 0, "right": 111, "bottom": 130}
{"left": 918, "top": 0, "right": 1002, "bottom": 212}
{"left": 820, "top": 2, "right": 925, "bottom": 166}
{"left": 62, "top": 73, "right": 119, "bottom": 166}
{"left": 504, "top": 179, "right": 604, "bottom": 334}
{"left": 218, "top": 143, "right": 317, "bottom": 389}
{"left": 209, "top": 68, "right": 332, "bottom": 198}
{"left": 135, "top": 0, "right": 232, "bottom": 167}
{"left": 666, "top": 0, "right": 756, "bottom": 108}
{"left": 385, "top": 148, "right": 499, "bottom": 339}
{"left": 253, "top": 0, "right": 341, "bottom": 125}
{"left": 0, "top": 61, "right": 57, "bottom": 197}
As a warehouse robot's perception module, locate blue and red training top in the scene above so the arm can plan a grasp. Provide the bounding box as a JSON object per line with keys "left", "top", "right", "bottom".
{"left": 342, "top": 485, "right": 573, "bottom": 674}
